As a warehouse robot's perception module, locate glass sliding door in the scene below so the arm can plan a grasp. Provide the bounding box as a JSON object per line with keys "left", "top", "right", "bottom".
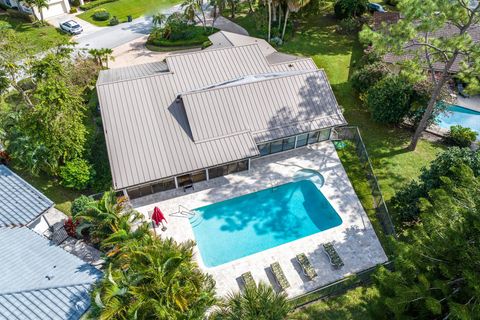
{"left": 282, "top": 137, "right": 295, "bottom": 151}
{"left": 270, "top": 140, "right": 283, "bottom": 154}
{"left": 296, "top": 133, "right": 308, "bottom": 147}
{"left": 308, "top": 131, "right": 320, "bottom": 144}
{"left": 318, "top": 128, "right": 331, "bottom": 141}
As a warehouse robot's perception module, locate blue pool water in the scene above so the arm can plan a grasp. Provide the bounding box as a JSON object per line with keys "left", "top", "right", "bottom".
{"left": 437, "top": 105, "right": 480, "bottom": 136}
{"left": 190, "top": 179, "right": 343, "bottom": 267}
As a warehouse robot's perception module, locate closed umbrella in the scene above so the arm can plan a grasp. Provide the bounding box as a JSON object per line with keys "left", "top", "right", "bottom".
{"left": 152, "top": 207, "right": 167, "bottom": 231}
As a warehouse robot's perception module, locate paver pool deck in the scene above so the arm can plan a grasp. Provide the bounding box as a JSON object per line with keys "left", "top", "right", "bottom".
{"left": 133, "top": 141, "right": 388, "bottom": 298}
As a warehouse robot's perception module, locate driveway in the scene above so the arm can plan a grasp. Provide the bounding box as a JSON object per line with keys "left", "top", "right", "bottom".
{"left": 46, "top": 13, "right": 101, "bottom": 38}
{"left": 109, "top": 35, "right": 201, "bottom": 68}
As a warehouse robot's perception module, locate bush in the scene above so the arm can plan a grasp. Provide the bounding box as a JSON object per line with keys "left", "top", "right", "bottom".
{"left": 92, "top": 9, "right": 110, "bottom": 21}
{"left": 334, "top": 0, "right": 368, "bottom": 19}
{"left": 0, "top": 21, "right": 11, "bottom": 30}
{"left": 64, "top": 217, "right": 80, "bottom": 237}
{"left": 60, "top": 158, "right": 94, "bottom": 190}
{"left": 201, "top": 40, "right": 212, "bottom": 49}
{"left": 79, "top": 0, "right": 117, "bottom": 11}
{"left": 385, "top": 0, "right": 399, "bottom": 6}
{"left": 446, "top": 125, "right": 478, "bottom": 147}
{"left": 336, "top": 17, "right": 361, "bottom": 34}
{"left": 351, "top": 62, "right": 389, "bottom": 93}
{"left": 71, "top": 0, "right": 80, "bottom": 6}
{"left": 70, "top": 7, "right": 78, "bottom": 13}
{"left": 6, "top": 9, "right": 34, "bottom": 22}
{"left": 391, "top": 148, "right": 480, "bottom": 226}
{"left": 365, "top": 75, "right": 413, "bottom": 124}
{"left": 109, "top": 16, "right": 119, "bottom": 26}
{"left": 71, "top": 195, "right": 92, "bottom": 217}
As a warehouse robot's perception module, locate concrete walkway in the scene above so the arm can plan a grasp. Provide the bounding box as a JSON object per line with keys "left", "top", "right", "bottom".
{"left": 456, "top": 95, "right": 480, "bottom": 112}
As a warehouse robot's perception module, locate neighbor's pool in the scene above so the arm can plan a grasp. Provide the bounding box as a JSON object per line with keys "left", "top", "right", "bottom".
{"left": 437, "top": 105, "right": 480, "bottom": 136}
{"left": 190, "top": 179, "right": 343, "bottom": 267}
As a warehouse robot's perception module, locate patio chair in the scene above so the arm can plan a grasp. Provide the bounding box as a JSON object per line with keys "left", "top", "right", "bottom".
{"left": 270, "top": 262, "right": 290, "bottom": 291}
{"left": 296, "top": 253, "right": 317, "bottom": 280}
{"left": 241, "top": 271, "right": 256, "bottom": 289}
{"left": 323, "top": 242, "right": 344, "bottom": 269}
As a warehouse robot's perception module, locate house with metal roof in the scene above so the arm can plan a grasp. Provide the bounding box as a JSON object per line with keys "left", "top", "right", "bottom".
{"left": 97, "top": 33, "right": 347, "bottom": 199}
{"left": 0, "top": 227, "right": 102, "bottom": 320}
{"left": 0, "top": 165, "right": 53, "bottom": 228}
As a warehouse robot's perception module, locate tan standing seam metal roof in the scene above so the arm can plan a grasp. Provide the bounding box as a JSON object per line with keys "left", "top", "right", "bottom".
{"left": 97, "top": 41, "right": 345, "bottom": 190}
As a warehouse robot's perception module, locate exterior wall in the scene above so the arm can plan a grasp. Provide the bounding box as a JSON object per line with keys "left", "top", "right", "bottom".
{"left": 126, "top": 127, "right": 334, "bottom": 200}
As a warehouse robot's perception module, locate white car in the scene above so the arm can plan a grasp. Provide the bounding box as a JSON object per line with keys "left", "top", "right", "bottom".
{"left": 59, "top": 20, "right": 83, "bottom": 35}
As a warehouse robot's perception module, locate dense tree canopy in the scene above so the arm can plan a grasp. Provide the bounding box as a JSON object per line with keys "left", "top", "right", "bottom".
{"left": 372, "top": 164, "right": 480, "bottom": 319}
{"left": 391, "top": 148, "right": 480, "bottom": 227}
{"left": 361, "top": 0, "right": 480, "bottom": 150}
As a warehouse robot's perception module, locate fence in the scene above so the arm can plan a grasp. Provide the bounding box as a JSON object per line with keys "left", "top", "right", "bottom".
{"left": 287, "top": 126, "right": 398, "bottom": 309}
{"left": 291, "top": 261, "right": 394, "bottom": 309}
{"left": 331, "top": 126, "right": 397, "bottom": 238}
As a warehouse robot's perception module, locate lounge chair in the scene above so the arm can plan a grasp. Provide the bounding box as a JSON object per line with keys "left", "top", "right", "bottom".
{"left": 323, "top": 242, "right": 344, "bottom": 269}
{"left": 296, "top": 253, "right": 317, "bottom": 280}
{"left": 270, "top": 262, "right": 290, "bottom": 291}
{"left": 241, "top": 271, "right": 256, "bottom": 289}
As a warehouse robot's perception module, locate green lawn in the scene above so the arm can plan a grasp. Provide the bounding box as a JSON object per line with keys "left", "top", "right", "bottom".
{"left": 0, "top": 15, "right": 70, "bottom": 55}
{"left": 77, "top": 0, "right": 181, "bottom": 26}
{"left": 12, "top": 165, "right": 82, "bottom": 215}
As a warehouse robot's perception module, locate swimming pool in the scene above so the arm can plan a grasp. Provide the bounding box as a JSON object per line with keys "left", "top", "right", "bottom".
{"left": 437, "top": 105, "right": 480, "bottom": 137}
{"left": 189, "top": 179, "right": 343, "bottom": 267}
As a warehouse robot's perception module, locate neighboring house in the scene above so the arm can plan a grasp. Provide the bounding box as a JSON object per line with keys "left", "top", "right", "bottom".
{"left": 0, "top": 164, "right": 53, "bottom": 229}
{"left": 0, "top": 165, "right": 102, "bottom": 319}
{"left": 371, "top": 11, "right": 400, "bottom": 31}
{"left": 0, "top": 0, "right": 70, "bottom": 18}
{"left": 96, "top": 33, "right": 347, "bottom": 199}
{"left": 0, "top": 227, "right": 102, "bottom": 320}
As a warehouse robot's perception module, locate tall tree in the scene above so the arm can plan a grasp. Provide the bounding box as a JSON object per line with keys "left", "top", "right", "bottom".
{"left": 152, "top": 12, "right": 167, "bottom": 27}
{"left": 281, "top": 0, "right": 310, "bottom": 40}
{"left": 371, "top": 164, "right": 480, "bottom": 319}
{"left": 33, "top": 0, "right": 49, "bottom": 23}
{"left": 183, "top": 0, "right": 208, "bottom": 30}
{"left": 362, "top": 0, "right": 480, "bottom": 150}
{"left": 209, "top": 282, "right": 291, "bottom": 320}
{"left": 92, "top": 237, "right": 216, "bottom": 319}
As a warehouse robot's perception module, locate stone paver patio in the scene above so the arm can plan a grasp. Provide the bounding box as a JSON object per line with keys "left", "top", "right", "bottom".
{"left": 133, "top": 141, "right": 388, "bottom": 298}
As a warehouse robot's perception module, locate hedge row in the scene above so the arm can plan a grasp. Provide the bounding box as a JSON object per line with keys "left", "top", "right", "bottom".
{"left": 80, "top": 0, "right": 118, "bottom": 11}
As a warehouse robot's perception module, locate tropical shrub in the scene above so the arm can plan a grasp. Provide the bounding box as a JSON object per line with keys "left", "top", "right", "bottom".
{"left": 365, "top": 75, "right": 413, "bottom": 124}
{"left": 71, "top": 0, "right": 80, "bottom": 6}
{"left": 446, "top": 125, "right": 478, "bottom": 147}
{"left": 0, "top": 20, "right": 11, "bottom": 31}
{"left": 64, "top": 217, "right": 80, "bottom": 237}
{"left": 91, "top": 237, "right": 216, "bottom": 319}
{"left": 334, "top": 0, "right": 368, "bottom": 19}
{"left": 372, "top": 165, "right": 480, "bottom": 319}
{"left": 210, "top": 282, "right": 291, "bottom": 320}
{"left": 70, "top": 7, "right": 78, "bottom": 13}
{"left": 71, "top": 195, "right": 93, "bottom": 217}
{"left": 162, "top": 12, "right": 188, "bottom": 40}
{"left": 79, "top": 0, "right": 117, "bottom": 11}
{"left": 109, "top": 16, "right": 119, "bottom": 26}
{"left": 351, "top": 62, "right": 389, "bottom": 93}
{"left": 92, "top": 9, "right": 110, "bottom": 21}
{"left": 75, "top": 190, "right": 148, "bottom": 247}
{"left": 59, "top": 158, "right": 94, "bottom": 190}
{"left": 390, "top": 147, "right": 480, "bottom": 227}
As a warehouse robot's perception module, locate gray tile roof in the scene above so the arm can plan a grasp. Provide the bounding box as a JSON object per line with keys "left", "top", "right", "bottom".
{"left": 181, "top": 70, "right": 346, "bottom": 143}
{"left": 97, "top": 42, "right": 344, "bottom": 190}
{"left": 383, "top": 23, "right": 480, "bottom": 73}
{"left": 97, "top": 61, "right": 169, "bottom": 85}
{"left": 0, "top": 227, "right": 102, "bottom": 320}
{"left": 0, "top": 165, "right": 53, "bottom": 227}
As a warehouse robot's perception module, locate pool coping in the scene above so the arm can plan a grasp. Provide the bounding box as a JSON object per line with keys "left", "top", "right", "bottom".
{"left": 133, "top": 141, "right": 389, "bottom": 298}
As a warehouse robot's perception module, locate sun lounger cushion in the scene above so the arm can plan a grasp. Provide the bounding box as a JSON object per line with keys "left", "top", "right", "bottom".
{"left": 323, "top": 242, "right": 344, "bottom": 269}
{"left": 241, "top": 271, "right": 256, "bottom": 289}
{"left": 271, "top": 262, "right": 290, "bottom": 290}
{"left": 296, "top": 253, "right": 317, "bottom": 280}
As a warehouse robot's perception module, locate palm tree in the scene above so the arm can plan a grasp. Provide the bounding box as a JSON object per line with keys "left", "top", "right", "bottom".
{"left": 91, "top": 237, "right": 217, "bottom": 319}
{"left": 281, "top": 0, "right": 309, "bottom": 40}
{"left": 152, "top": 12, "right": 166, "bottom": 27}
{"left": 182, "top": 0, "right": 207, "bottom": 30}
{"left": 75, "top": 190, "right": 147, "bottom": 248}
{"left": 33, "top": 0, "right": 49, "bottom": 23}
{"left": 209, "top": 282, "right": 291, "bottom": 320}
{"left": 88, "top": 48, "right": 115, "bottom": 69}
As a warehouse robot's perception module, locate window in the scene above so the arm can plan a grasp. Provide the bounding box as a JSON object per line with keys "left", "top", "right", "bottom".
{"left": 318, "top": 128, "right": 331, "bottom": 141}
{"left": 308, "top": 131, "right": 320, "bottom": 144}
{"left": 127, "top": 185, "right": 153, "bottom": 199}
{"left": 270, "top": 140, "right": 283, "bottom": 154}
{"left": 282, "top": 137, "right": 295, "bottom": 151}
{"left": 191, "top": 170, "right": 207, "bottom": 183}
{"left": 258, "top": 143, "right": 270, "bottom": 156}
{"left": 151, "top": 178, "right": 176, "bottom": 193}
{"left": 208, "top": 160, "right": 249, "bottom": 179}
{"left": 296, "top": 133, "right": 308, "bottom": 147}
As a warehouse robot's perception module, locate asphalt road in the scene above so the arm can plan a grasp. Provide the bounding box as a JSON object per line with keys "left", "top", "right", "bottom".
{"left": 74, "top": 5, "right": 182, "bottom": 50}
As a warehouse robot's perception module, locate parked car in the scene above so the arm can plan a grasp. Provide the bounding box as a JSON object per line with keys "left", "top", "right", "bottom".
{"left": 368, "top": 2, "right": 386, "bottom": 12}
{"left": 59, "top": 20, "right": 83, "bottom": 35}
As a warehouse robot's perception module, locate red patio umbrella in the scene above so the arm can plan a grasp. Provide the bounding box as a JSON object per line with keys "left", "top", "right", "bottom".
{"left": 152, "top": 206, "right": 167, "bottom": 227}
